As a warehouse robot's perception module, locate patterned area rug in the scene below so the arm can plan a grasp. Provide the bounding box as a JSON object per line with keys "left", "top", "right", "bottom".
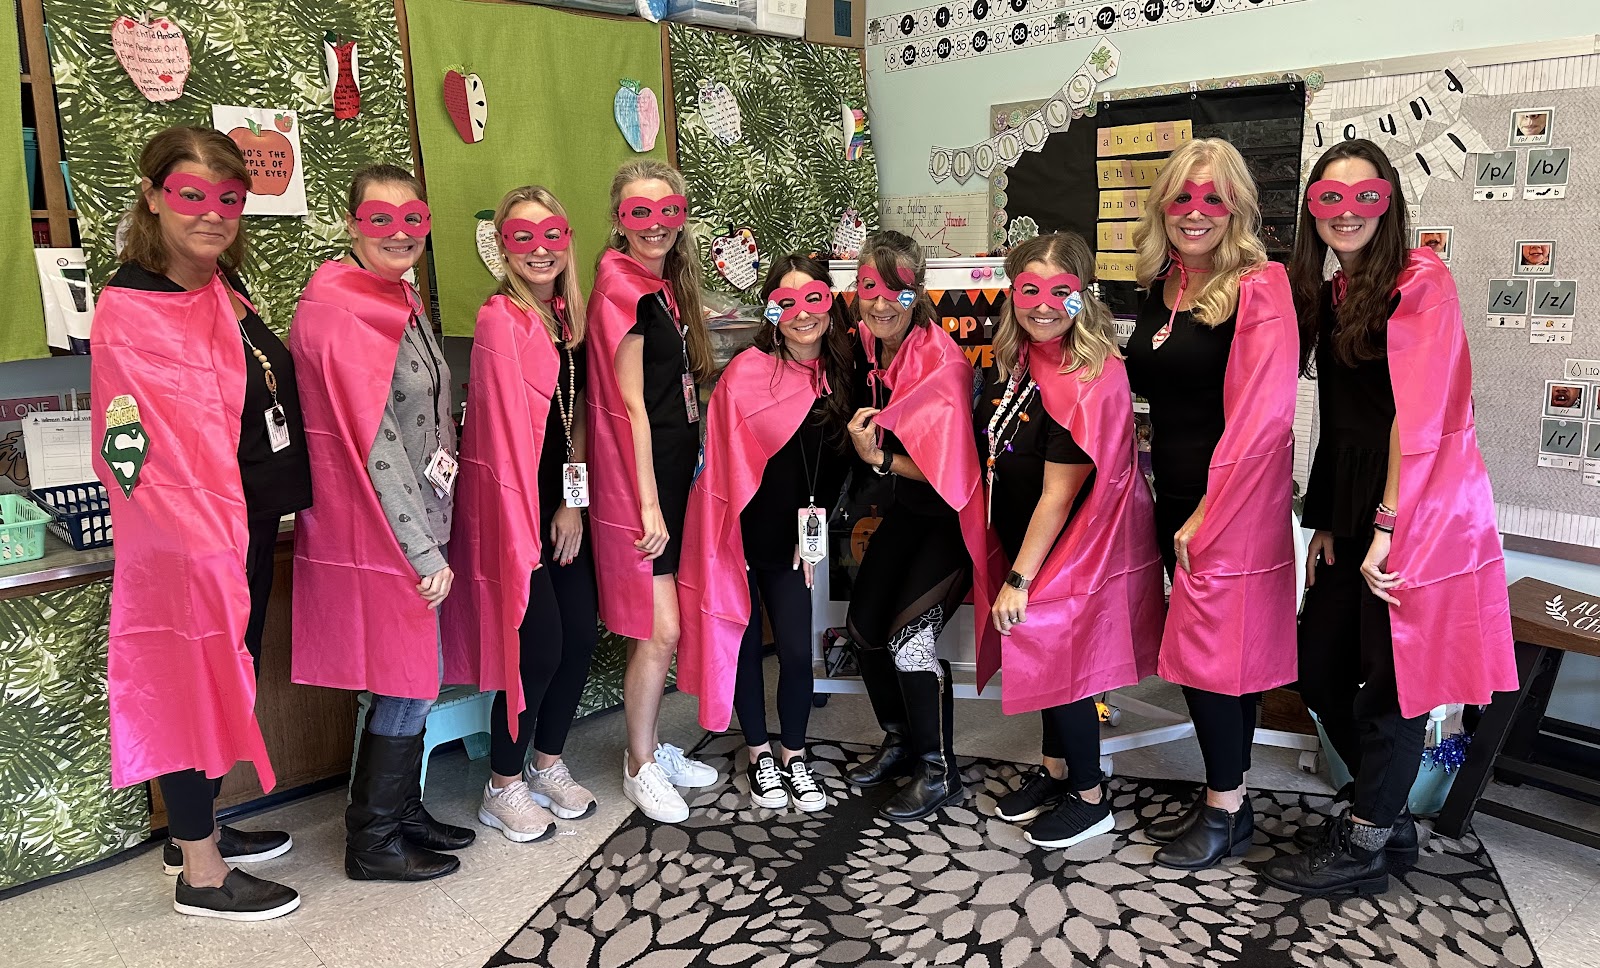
{"left": 488, "top": 734, "right": 1542, "bottom": 968}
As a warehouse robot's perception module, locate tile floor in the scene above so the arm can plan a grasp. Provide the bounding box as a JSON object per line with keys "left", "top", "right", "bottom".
{"left": 5, "top": 670, "right": 1598, "bottom": 968}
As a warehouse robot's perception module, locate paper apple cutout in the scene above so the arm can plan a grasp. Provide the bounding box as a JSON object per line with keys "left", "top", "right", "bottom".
{"left": 443, "top": 69, "right": 487, "bottom": 144}
{"left": 324, "top": 32, "right": 361, "bottom": 121}
{"left": 614, "top": 80, "right": 660, "bottom": 153}
{"left": 711, "top": 224, "right": 761, "bottom": 291}
{"left": 698, "top": 80, "right": 742, "bottom": 146}
{"left": 832, "top": 209, "right": 866, "bottom": 259}
{"left": 475, "top": 210, "right": 505, "bottom": 280}
{"left": 225, "top": 119, "right": 295, "bottom": 198}
{"left": 110, "top": 14, "right": 190, "bottom": 102}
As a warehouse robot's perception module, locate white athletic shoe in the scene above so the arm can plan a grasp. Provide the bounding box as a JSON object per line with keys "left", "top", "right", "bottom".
{"left": 477, "top": 780, "right": 557, "bottom": 843}
{"left": 623, "top": 754, "right": 690, "bottom": 823}
{"left": 654, "top": 743, "right": 719, "bottom": 788}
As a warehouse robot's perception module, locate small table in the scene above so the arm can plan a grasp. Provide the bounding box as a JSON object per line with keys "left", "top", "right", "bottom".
{"left": 1435, "top": 577, "right": 1600, "bottom": 849}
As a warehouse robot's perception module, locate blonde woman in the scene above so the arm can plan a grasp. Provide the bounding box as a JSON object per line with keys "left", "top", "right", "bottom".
{"left": 978, "top": 233, "right": 1165, "bottom": 849}
{"left": 1123, "top": 138, "right": 1299, "bottom": 870}
{"left": 444, "top": 186, "right": 601, "bottom": 844}
{"left": 587, "top": 161, "right": 719, "bottom": 823}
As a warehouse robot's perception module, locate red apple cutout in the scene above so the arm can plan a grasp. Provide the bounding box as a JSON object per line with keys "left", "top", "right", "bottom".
{"left": 442, "top": 69, "right": 487, "bottom": 144}
{"left": 226, "top": 119, "right": 295, "bottom": 198}
{"left": 110, "top": 14, "right": 190, "bottom": 102}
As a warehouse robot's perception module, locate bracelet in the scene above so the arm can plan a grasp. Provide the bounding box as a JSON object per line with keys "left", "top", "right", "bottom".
{"left": 1373, "top": 503, "right": 1397, "bottom": 533}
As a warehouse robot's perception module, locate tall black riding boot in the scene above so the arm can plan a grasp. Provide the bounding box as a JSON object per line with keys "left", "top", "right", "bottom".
{"left": 846, "top": 643, "right": 914, "bottom": 788}
{"left": 880, "top": 662, "right": 963, "bottom": 822}
{"left": 346, "top": 729, "right": 460, "bottom": 881}
{"left": 396, "top": 737, "right": 475, "bottom": 851}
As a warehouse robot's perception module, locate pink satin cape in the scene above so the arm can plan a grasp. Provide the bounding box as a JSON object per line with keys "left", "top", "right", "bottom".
{"left": 863, "top": 321, "right": 1000, "bottom": 665}
{"left": 987, "top": 352, "right": 1167, "bottom": 713}
{"left": 586, "top": 248, "right": 674, "bottom": 640}
{"left": 676, "top": 347, "right": 826, "bottom": 731}
{"left": 1386, "top": 248, "right": 1515, "bottom": 716}
{"left": 91, "top": 275, "right": 274, "bottom": 789}
{"left": 441, "top": 296, "right": 559, "bottom": 738}
{"left": 288, "top": 260, "right": 439, "bottom": 699}
{"left": 1158, "top": 262, "right": 1300, "bottom": 696}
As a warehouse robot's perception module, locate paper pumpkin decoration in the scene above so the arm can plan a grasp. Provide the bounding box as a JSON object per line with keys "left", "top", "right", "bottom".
{"left": 850, "top": 505, "right": 882, "bottom": 563}
{"left": 614, "top": 80, "right": 660, "bottom": 153}
{"left": 832, "top": 209, "right": 866, "bottom": 259}
{"left": 443, "top": 69, "right": 487, "bottom": 144}
{"left": 710, "top": 224, "right": 761, "bottom": 291}
{"left": 698, "top": 80, "right": 742, "bottom": 146}
{"left": 475, "top": 210, "right": 505, "bottom": 280}
{"left": 110, "top": 14, "right": 190, "bottom": 102}
{"left": 324, "top": 33, "right": 361, "bottom": 120}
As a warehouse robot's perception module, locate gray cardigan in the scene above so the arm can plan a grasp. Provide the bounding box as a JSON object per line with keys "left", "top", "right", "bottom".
{"left": 367, "top": 320, "right": 455, "bottom": 577}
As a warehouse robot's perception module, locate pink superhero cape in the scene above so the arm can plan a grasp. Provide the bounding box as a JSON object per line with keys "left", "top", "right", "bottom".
{"left": 987, "top": 350, "right": 1167, "bottom": 713}
{"left": 586, "top": 248, "right": 676, "bottom": 640}
{"left": 1158, "top": 262, "right": 1300, "bottom": 696}
{"left": 289, "top": 260, "right": 439, "bottom": 699}
{"left": 676, "top": 346, "right": 827, "bottom": 731}
{"left": 862, "top": 321, "right": 1000, "bottom": 664}
{"left": 441, "top": 295, "right": 560, "bottom": 737}
{"left": 1385, "top": 248, "right": 1515, "bottom": 716}
{"left": 91, "top": 274, "right": 275, "bottom": 789}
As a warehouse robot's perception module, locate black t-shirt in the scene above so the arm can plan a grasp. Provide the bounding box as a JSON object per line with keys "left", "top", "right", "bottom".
{"left": 855, "top": 336, "right": 959, "bottom": 518}
{"left": 537, "top": 340, "right": 588, "bottom": 530}
{"left": 628, "top": 292, "right": 698, "bottom": 441}
{"left": 973, "top": 373, "right": 1094, "bottom": 560}
{"left": 105, "top": 263, "right": 312, "bottom": 521}
{"left": 1124, "top": 289, "right": 1236, "bottom": 501}
{"left": 741, "top": 396, "right": 851, "bottom": 568}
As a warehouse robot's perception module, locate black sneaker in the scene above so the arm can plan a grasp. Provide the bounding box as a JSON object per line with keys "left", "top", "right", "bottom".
{"left": 781, "top": 757, "right": 827, "bottom": 813}
{"left": 163, "top": 825, "right": 294, "bottom": 875}
{"left": 173, "top": 868, "right": 301, "bottom": 921}
{"left": 1024, "top": 792, "right": 1115, "bottom": 849}
{"left": 996, "top": 769, "right": 1073, "bottom": 823}
{"left": 748, "top": 753, "right": 788, "bottom": 810}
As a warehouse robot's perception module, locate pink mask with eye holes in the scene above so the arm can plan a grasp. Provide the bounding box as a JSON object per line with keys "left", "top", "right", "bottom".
{"left": 1010, "top": 271, "right": 1083, "bottom": 312}
{"left": 1306, "top": 178, "right": 1393, "bottom": 219}
{"left": 618, "top": 195, "right": 688, "bottom": 231}
{"left": 1166, "top": 180, "right": 1230, "bottom": 218}
{"left": 500, "top": 215, "right": 572, "bottom": 253}
{"left": 353, "top": 200, "right": 432, "bottom": 238}
{"left": 764, "top": 280, "right": 834, "bottom": 324}
{"left": 857, "top": 265, "right": 916, "bottom": 306}
{"left": 161, "top": 172, "right": 248, "bottom": 219}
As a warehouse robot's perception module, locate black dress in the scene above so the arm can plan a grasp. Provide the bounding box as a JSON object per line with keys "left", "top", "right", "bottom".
{"left": 972, "top": 371, "right": 1093, "bottom": 560}
{"left": 628, "top": 292, "right": 700, "bottom": 575}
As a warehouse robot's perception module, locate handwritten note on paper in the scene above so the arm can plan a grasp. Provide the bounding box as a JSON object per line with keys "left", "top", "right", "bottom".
{"left": 1097, "top": 120, "right": 1193, "bottom": 157}
{"left": 1098, "top": 158, "right": 1168, "bottom": 189}
{"left": 881, "top": 193, "right": 990, "bottom": 259}
{"left": 110, "top": 14, "right": 190, "bottom": 103}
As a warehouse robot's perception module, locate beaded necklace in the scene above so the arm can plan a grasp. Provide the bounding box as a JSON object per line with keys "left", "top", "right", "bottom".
{"left": 984, "top": 358, "right": 1038, "bottom": 525}
{"left": 548, "top": 300, "right": 577, "bottom": 461}
{"left": 237, "top": 318, "right": 286, "bottom": 431}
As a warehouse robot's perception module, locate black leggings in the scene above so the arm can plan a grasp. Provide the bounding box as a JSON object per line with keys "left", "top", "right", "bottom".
{"left": 1297, "top": 534, "right": 1427, "bottom": 828}
{"left": 1039, "top": 699, "right": 1103, "bottom": 792}
{"left": 847, "top": 507, "right": 971, "bottom": 672}
{"left": 489, "top": 538, "right": 600, "bottom": 777}
{"left": 161, "top": 515, "right": 279, "bottom": 842}
{"left": 733, "top": 564, "right": 815, "bottom": 750}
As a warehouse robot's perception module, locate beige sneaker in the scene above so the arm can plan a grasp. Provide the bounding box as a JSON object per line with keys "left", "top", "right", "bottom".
{"left": 477, "top": 780, "right": 556, "bottom": 843}
{"left": 525, "top": 761, "right": 597, "bottom": 820}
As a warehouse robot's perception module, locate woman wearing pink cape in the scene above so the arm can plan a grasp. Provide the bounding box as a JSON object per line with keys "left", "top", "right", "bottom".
{"left": 1125, "top": 138, "right": 1300, "bottom": 870}
{"left": 92, "top": 126, "right": 305, "bottom": 921}
{"left": 443, "top": 185, "right": 601, "bottom": 844}
{"left": 843, "top": 231, "right": 996, "bottom": 823}
{"left": 677, "top": 255, "right": 855, "bottom": 813}
{"left": 1267, "top": 139, "right": 1515, "bottom": 896}
{"left": 291, "top": 165, "right": 473, "bottom": 882}
{"left": 979, "top": 233, "right": 1165, "bottom": 850}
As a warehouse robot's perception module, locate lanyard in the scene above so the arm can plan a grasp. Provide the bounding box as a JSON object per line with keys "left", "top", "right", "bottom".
{"left": 349, "top": 251, "right": 444, "bottom": 446}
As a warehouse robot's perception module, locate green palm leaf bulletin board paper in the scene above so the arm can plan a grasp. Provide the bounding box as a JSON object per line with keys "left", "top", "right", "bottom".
{"left": 40, "top": 0, "right": 412, "bottom": 336}
{"left": 0, "top": 13, "right": 48, "bottom": 362}
{"left": 404, "top": 0, "right": 668, "bottom": 337}
{"left": 668, "top": 25, "right": 878, "bottom": 296}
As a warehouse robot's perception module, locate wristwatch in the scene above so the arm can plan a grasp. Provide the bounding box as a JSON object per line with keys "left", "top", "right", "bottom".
{"left": 1005, "top": 570, "right": 1032, "bottom": 590}
{"left": 872, "top": 449, "right": 894, "bottom": 477}
{"left": 1373, "top": 504, "right": 1397, "bottom": 534}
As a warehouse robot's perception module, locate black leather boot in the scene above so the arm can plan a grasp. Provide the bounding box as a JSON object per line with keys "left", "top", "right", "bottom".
{"left": 1294, "top": 804, "right": 1418, "bottom": 866}
{"left": 1264, "top": 814, "right": 1390, "bottom": 896}
{"left": 1147, "top": 795, "right": 1205, "bottom": 844}
{"left": 396, "top": 736, "right": 475, "bottom": 851}
{"left": 879, "top": 662, "right": 963, "bottom": 822}
{"left": 346, "top": 729, "right": 460, "bottom": 881}
{"left": 846, "top": 643, "right": 914, "bottom": 788}
{"left": 1153, "top": 797, "right": 1254, "bottom": 870}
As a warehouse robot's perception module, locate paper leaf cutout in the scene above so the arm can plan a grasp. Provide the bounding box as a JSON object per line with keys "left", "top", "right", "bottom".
{"left": 699, "top": 80, "right": 742, "bottom": 146}
{"left": 711, "top": 225, "right": 761, "bottom": 291}
{"left": 443, "top": 69, "right": 487, "bottom": 144}
{"left": 110, "top": 14, "right": 190, "bottom": 102}
{"left": 324, "top": 33, "right": 361, "bottom": 120}
{"left": 614, "top": 80, "right": 660, "bottom": 153}
{"left": 475, "top": 210, "right": 505, "bottom": 280}
{"left": 832, "top": 209, "right": 866, "bottom": 259}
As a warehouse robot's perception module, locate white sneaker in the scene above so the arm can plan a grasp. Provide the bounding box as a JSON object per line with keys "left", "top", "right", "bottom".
{"left": 478, "top": 780, "right": 557, "bottom": 843}
{"left": 654, "top": 743, "right": 719, "bottom": 788}
{"left": 623, "top": 753, "right": 690, "bottom": 823}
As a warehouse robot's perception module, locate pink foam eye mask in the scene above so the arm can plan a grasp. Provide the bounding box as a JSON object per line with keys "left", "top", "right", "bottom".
{"left": 618, "top": 194, "right": 688, "bottom": 231}
{"left": 1011, "top": 271, "right": 1083, "bottom": 313}
{"left": 1166, "top": 180, "right": 1230, "bottom": 218}
{"left": 160, "top": 172, "right": 248, "bottom": 219}
{"left": 501, "top": 215, "right": 572, "bottom": 253}
{"left": 764, "top": 279, "right": 834, "bottom": 323}
{"left": 1306, "top": 178, "right": 1393, "bottom": 219}
{"left": 857, "top": 265, "right": 916, "bottom": 306}
{"left": 354, "top": 199, "right": 432, "bottom": 238}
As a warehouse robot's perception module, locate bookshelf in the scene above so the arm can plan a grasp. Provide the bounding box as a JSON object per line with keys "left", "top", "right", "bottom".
{"left": 18, "top": 0, "right": 73, "bottom": 248}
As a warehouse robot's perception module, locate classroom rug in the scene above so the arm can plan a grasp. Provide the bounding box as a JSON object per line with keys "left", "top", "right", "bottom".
{"left": 486, "top": 734, "right": 1541, "bottom": 968}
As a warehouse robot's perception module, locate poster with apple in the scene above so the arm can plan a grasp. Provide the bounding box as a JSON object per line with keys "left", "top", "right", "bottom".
{"left": 211, "top": 104, "right": 308, "bottom": 216}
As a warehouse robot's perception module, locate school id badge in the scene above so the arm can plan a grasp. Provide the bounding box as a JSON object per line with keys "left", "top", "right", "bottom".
{"left": 563, "top": 462, "right": 590, "bottom": 508}
{"left": 797, "top": 505, "right": 827, "bottom": 564}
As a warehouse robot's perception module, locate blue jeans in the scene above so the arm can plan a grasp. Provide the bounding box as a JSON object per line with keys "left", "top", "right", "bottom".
{"left": 368, "top": 615, "right": 444, "bottom": 737}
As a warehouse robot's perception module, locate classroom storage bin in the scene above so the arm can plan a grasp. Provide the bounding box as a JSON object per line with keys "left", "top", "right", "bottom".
{"left": 29, "top": 482, "right": 112, "bottom": 550}
{"left": 755, "top": 0, "right": 805, "bottom": 37}
{"left": 664, "top": 0, "right": 758, "bottom": 33}
{"left": 0, "top": 494, "right": 50, "bottom": 563}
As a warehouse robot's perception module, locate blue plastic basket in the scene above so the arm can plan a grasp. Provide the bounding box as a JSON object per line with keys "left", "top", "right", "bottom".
{"left": 0, "top": 494, "right": 50, "bottom": 563}
{"left": 28, "top": 482, "right": 112, "bottom": 550}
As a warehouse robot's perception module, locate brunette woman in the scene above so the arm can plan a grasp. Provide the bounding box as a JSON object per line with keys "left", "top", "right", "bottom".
{"left": 444, "top": 186, "right": 601, "bottom": 843}
{"left": 978, "top": 234, "right": 1166, "bottom": 848}
{"left": 92, "top": 126, "right": 305, "bottom": 920}
{"left": 290, "top": 164, "right": 474, "bottom": 881}
{"left": 587, "top": 160, "right": 719, "bottom": 824}
{"left": 1265, "top": 139, "right": 1515, "bottom": 895}
{"left": 678, "top": 255, "right": 855, "bottom": 812}
{"left": 1124, "top": 138, "right": 1299, "bottom": 870}
{"left": 844, "top": 230, "right": 995, "bottom": 822}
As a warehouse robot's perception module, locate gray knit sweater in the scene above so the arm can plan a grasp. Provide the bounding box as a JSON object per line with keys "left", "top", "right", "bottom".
{"left": 367, "top": 320, "right": 455, "bottom": 577}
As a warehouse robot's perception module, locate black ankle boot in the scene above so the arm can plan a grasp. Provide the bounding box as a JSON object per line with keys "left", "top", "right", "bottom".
{"left": 879, "top": 663, "right": 963, "bottom": 822}
{"left": 1294, "top": 804, "right": 1418, "bottom": 867}
{"left": 1265, "top": 814, "right": 1390, "bottom": 896}
{"left": 1153, "top": 797, "right": 1253, "bottom": 870}
{"left": 346, "top": 729, "right": 460, "bottom": 881}
{"left": 395, "top": 737, "right": 475, "bottom": 852}
{"left": 1147, "top": 795, "right": 1205, "bottom": 844}
{"left": 847, "top": 644, "right": 914, "bottom": 788}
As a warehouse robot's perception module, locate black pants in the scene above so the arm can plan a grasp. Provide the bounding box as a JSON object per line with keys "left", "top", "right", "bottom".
{"left": 847, "top": 507, "right": 971, "bottom": 671}
{"left": 161, "top": 515, "right": 279, "bottom": 841}
{"left": 1155, "top": 492, "right": 1260, "bottom": 793}
{"left": 733, "top": 563, "right": 815, "bottom": 750}
{"left": 1297, "top": 534, "right": 1426, "bottom": 828}
{"left": 490, "top": 537, "right": 601, "bottom": 777}
{"left": 1039, "top": 699, "right": 1103, "bottom": 792}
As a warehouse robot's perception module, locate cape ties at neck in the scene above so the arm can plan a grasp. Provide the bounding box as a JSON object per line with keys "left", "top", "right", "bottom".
{"left": 1152, "top": 252, "right": 1210, "bottom": 350}
{"left": 1331, "top": 270, "right": 1349, "bottom": 309}
{"left": 798, "top": 355, "right": 831, "bottom": 395}
{"left": 862, "top": 329, "right": 888, "bottom": 389}
{"left": 549, "top": 294, "right": 571, "bottom": 341}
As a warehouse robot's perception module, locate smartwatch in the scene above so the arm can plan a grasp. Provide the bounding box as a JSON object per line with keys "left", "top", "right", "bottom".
{"left": 1005, "top": 571, "right": 1032, "bottom": 590}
